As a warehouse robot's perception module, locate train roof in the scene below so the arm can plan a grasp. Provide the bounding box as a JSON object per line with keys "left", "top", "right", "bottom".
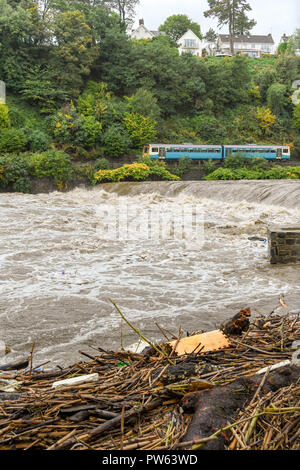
{"left": 146, "top": 144, "right": 289, "bottom": 148}
{"left": 145, "top": 144, "right": 222, "bottom": 148}
{"left": 223, "top": 144, "right": 289, "bottom": 148}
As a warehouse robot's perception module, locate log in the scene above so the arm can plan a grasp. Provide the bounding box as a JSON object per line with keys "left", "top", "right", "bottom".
{"left": 50, "top": 398, "right": 163, "bottom": 450}
{"left": 181, "top": 365, "right": 300, "bottom": 450}
{"left": 221, "top": 308, "right": 251, "bottom": 336}
{"left": 0, "top": 359, "right": 29, "bottom": 371}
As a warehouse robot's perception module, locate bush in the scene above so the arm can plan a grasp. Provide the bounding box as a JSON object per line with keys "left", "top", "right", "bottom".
{"left": 94, "top": 162, "right": 150, "bottom": 183}
{"left": 123, "top": 112, "right": 157, "bottom": 148}
{"left": 205, "top": 168, "right": 238, "bottom": 180}
{"left": 173, "top": 156, "right": 192, "bottom": 177}
{"left": 0, "top": 104, "right": 11, "bottom": 129}
{"left": 27, "top": 129, "right": 51, "bottom": 152}
{"left": 224, "top": 154, "right": 249, "bottom": 169}
{"left": 94, "top": 158, "right": 111, "bottom": 171}
{"left": 0, "top": 154, "right": 31, "bottom": 193}
{"left": 138, "top": 155, "right": 183, "bottom": 180}
{"left": 52, "top": 104, "right": 102, "bottom": 150}
{"left": 102, "top": 125, "right": 132, "bottom": 157}
{"left": 27, "top": 150, "right": 73, "bottom": 187}
{"left": 203, "top": 159, "right": 217, "bottom": 175}
{"left": 205, "top": 165, "right": 300, "bottom": 180}
{"left": 0, "top": 128, "right": 27, "bottom": 153}
{"left": 93, "top": 161, "right": 180, "bottom": 183}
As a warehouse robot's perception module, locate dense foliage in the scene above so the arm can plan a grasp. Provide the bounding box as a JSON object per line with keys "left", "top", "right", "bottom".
{"left": 0, "top": 1, "right": 299, "bottom": 191}
{"left": 93, "top": 161, "right": 180, "bottom": 183}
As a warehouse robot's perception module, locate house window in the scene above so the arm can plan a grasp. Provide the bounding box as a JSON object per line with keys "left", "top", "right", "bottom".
{"left": 184, "top": 39, "right": 197, "bottom": 48}
{"left": 251, "top": 44, "right": 256, "bottom": 49}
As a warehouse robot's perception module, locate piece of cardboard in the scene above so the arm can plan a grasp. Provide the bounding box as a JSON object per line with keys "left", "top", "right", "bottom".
{"left": 168, "top": 330, "right": 231, "bottom": 356}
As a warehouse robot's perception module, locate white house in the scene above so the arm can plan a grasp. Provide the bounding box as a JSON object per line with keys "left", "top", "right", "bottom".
{"left": 216, "top": 34, "right": 275, "bottom": 57}
{"left": 178, "top": 29, "right": 202, "bottom": 57}
{"left": 131, "top": 19, "right": 165, "bottom": 40}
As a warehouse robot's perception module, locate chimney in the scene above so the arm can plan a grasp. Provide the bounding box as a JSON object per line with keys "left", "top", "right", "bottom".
{"left": 139, "top": 19, "right": 144, "bottom": 26}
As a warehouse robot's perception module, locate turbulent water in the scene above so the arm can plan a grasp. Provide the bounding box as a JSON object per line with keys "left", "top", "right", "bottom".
{"left": 0, "top": 180, "right": 300, "bottom": 367}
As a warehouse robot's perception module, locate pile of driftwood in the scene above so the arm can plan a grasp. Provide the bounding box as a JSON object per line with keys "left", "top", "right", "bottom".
{"left": 0, "top": 304, "right": 299, "bottom": 451}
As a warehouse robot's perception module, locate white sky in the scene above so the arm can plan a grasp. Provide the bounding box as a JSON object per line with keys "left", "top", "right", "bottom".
{"left": 133, "top": 0, "right": 300, "bottom": 45}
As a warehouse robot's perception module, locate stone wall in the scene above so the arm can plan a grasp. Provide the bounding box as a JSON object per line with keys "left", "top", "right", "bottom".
{"left": 268, "top": 225, "right": 300, "bottom": 264}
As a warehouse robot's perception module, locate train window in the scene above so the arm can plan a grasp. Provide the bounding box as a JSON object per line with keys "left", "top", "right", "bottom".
{"left": 201, "top": 149, "right": 207, "bottom": 153}
{"left": 283, "top": 148, "right": 289, "bottom": 154}
{"left": 152, "top": 147, "right": 159, "bottom": 153}
{"left": 215, "top": 149, "right": 220, "bottom": 153}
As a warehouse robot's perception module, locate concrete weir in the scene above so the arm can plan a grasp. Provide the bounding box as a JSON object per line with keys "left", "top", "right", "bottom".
{"left": 268, "top": 225, "right": 300, "bottom": 264}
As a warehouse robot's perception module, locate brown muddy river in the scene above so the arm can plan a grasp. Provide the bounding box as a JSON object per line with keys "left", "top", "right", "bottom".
{"left": 0, "top": 180, "right": 299, "bottom": 367}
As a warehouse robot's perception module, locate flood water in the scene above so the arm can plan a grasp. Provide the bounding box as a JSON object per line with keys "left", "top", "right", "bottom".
{"left": 0, "top": 180, "right": 299, "bottom": 367}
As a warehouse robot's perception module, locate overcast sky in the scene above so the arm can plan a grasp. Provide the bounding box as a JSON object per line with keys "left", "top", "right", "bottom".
{"left": 133, "top": 0, "right": 300, "bottom": 46}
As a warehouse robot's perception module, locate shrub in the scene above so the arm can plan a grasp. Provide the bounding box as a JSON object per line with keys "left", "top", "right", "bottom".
{"left": 0, "top": 154, "right": 31, "bottom": 193}
{"left": 203, "top": 159, "right": 217, "bottom": 175}
{"left": 123, "top": 112, "right": 157, "bottom": 148}
{"left": 138, "top": 155, "right": 182, "bottom": 180}
{"left": 52, "top": 104, "right": 102, "bottom": 150}
{"left": 173, "top": 156, "right": 192, "bottom": 177}
{"left": 0, "top": 128, "right": 27, "bottom": 153}
{"left": 94, "top": 158, "right": 111, "bottom": 171}
{"left": 94, "top": 162, "right": 151, "bottom": 183}
{"left": 224, "top": 154, "right": 249, "bottom": 169}
{"left": 93, "top": 162, "right": 179, "bottom": 184}
{"left": 0, "top": 104, "right": 11, "bottom": 129}
{"left": 205, "top": 166, "right": 300, "bottom": 180}
{"left": 102, "top": 125, "right": 132, "bottom": 157}
{"left": 205, "top": 168, "right": 238, "bottom": 180}
{"left": 27, "top": 150, "right": 73, "bottom": 187}
{"left": 27, "top": 129, "right": 51, "bottom": 152}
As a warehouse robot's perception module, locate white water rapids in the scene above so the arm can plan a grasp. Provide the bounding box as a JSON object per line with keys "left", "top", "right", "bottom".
{"left": 0, "top": 180, "right": 299, "bottom": 366}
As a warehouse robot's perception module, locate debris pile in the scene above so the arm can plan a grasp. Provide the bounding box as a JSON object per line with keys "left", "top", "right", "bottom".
{"left": 0, "top": 305, "right": 299, "bottom": 451}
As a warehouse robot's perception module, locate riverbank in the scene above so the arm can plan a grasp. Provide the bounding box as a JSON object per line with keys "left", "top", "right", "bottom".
{"left": 1, "top": 150, "right": 300, "bottom": 194}
{"left": 0, "top": 306, "right": 299, "bottom": 451}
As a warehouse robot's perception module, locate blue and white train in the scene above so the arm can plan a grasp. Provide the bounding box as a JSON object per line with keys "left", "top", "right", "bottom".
{"left": 143, "top": 144, "right": 291, "bottom": 161}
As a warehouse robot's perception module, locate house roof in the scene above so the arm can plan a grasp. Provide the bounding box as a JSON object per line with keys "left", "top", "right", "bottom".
{"left": 219, "top": 34, "right": 274, "bottom": 44}
{"left": 150, "top": 30, "right": 165, "bottom": 37}
{"left": 179, "top": 29, "right": 202, "bottom": 41}
{"left": 131, "top": 24, "right": 165, "bottom": 38}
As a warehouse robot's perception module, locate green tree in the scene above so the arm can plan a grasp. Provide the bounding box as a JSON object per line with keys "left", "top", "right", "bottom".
{"left": 123, "top": 112, "right": 157, "bottom": 148}
{"left": 287, "top": 29, "right": 300, "bottom": 55}
{"left": 204, "top": 0, "right": 256, "bottom": 55}
{"left": 50, "top": 9, "right": 98, "bottom": 97}
{"left": 266, "top": 83, "right": 288, "bottom": 116}
{"left": 158, "top": 14, "right": 202, "bottom": 42}
{"left": 21, "top": 65, "right": 68, "bottom": 113}
{"left": 277, "top": 42, "right": 289, "bottom": 56}
{"left": 293, "top": 104, "right": 300, "bottom": 130}
{"left": 125, "top": 88, "right": 161, "bottom": 121}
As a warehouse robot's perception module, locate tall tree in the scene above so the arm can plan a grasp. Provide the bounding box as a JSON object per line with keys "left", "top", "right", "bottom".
{"left": 159, "top": 14, "right": 202, "bottom": 42}
{"left": 204, "top": 0, "right": 256, "bottom": 55}
{"left": 108, "top": 0, "right": 139, "bottom": 25}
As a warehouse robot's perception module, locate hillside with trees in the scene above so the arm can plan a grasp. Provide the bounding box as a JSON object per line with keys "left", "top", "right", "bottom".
{"left": 0, "top": 0, "right": 300, "bottom": 191}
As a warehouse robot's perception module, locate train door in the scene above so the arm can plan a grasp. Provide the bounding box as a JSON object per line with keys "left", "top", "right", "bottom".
{"left": 159, "top": 147, "right": 166, "bottom": 160}
{"left": 276, "top": 148, "right": 282, "bottom": 160}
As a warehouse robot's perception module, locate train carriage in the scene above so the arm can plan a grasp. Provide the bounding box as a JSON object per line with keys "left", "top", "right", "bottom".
{"left": 143, "top": 144, "right": 291, "bottom": 161}
{"left": 223, "top": 145, "right": 290, "bottom": 160}
{"left": 143, "top": 144, "right": 223, "bottom": 160}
